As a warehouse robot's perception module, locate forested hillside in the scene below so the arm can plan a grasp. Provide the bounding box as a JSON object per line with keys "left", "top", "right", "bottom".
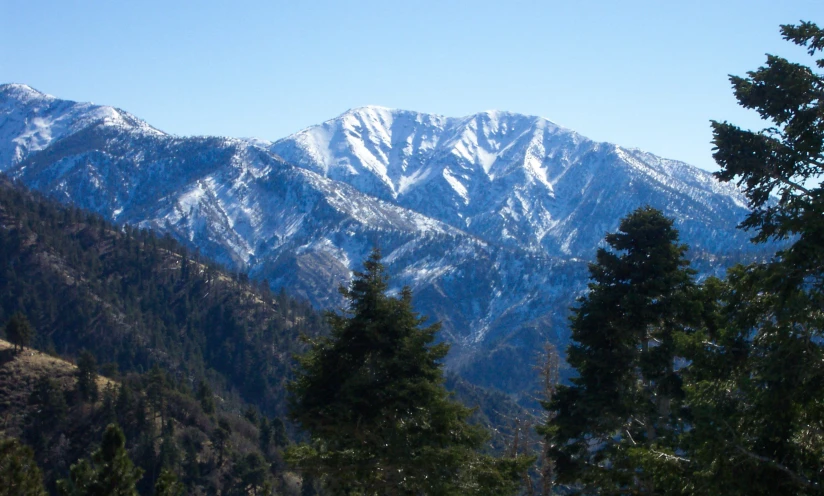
{"left": 0, "top": 174, "right": 535, "bottom": 494}
{"left": 0, "top": 338, "right": 300, "bottom": 494}
{"left": 0, "top": 173, "right": 328, "bottom": 417}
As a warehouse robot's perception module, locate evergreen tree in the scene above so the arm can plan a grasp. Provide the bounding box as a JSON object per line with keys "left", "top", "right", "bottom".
{"left": 196, "top": 381, "right": 215, "bottom": 415}
{"left": 225, "top": 452, "right": 270, "bottom": 496}
{"left": 146, "top": 365, "right": 165, "bottom": 422}
{"left": 153, "top": 469, "right": 183, "bottom": 496}
{"left": 27, "top": 376, "right": 69, "bottom": 449}
{"left": 682, "top": 21, "right": 824, "bottom": 494}
{"left": 4, "top": 311, "right": 34, "bottom": 352}
{"left": 76, "top": 350, "right": 99, "bottom": 403}
{"left": 0, "top": 437, "right": 47, "bottom": 496}
{"left": 712, "top": 20, "right": 824, "bottom": 289}
{"left": 57, "top": 423, "right": 144, "bottom": 496}
{"left": 259, "top": 417, "right": 273, "bottom": 455}
{"left": 212, "top": 418, "right": 232, "bottom": 468}
{"left": 543, "top": 207, "right": 698, "bottom": 493}
{"left": 115, "top": 384, "right": 135, "bottom": 430}
{"left": 272, "top": 417, "right": 287, "bottom": 448}
{"left": 287, "top": 248, "right": 530, "bottom": 495}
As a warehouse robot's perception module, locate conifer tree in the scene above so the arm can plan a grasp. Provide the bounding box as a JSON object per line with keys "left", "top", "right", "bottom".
{"left": 543, "top": 207, "right": 697, "bottom": 493}
{"left": 196, "top": 381, "right": 215, "bottom": 415}
{"left": 287, "top": 248, "right": 530, "bottom": 495}
{"left": 146, "top": 365, "right": 165, "bottom": 422}
{"left": 27, "top": 376, "right": 69, "bottom": 449}
{"left": 0, "top": 437, "right": 47, "bottom": 496}
{"left": 4, "top": 312, "right": 34, "bottom": 352}
{"left": 226, "top": 452, "right": 270, "bottom": 496}
{"left": 154, "top": 468, "right": 183, "bottom": 496}
{"left": 683, "top": 21, "right": 824, "bottom": 494}
{"left": 57, "top": 423, "right": 144, "bottom": 496}
{"left": 76, "top": 350, "right": 99, "bottom": 403}
{"left": 212, "top": 418, "right": 232, "bottom": 468}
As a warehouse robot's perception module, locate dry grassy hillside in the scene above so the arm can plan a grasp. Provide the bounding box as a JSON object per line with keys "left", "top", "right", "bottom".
{"left": 0, "top": 339, "right": 114, "bottom": 436}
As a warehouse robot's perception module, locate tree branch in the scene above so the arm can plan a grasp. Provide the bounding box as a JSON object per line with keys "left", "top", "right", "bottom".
{"left": 732, "top": 444, "right": 819, "bottom": 489}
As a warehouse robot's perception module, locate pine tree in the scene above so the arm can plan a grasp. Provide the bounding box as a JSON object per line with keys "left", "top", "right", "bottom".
{"left": 4, "top": 312, "right": 34, "bottom": 352}
{"left": 226, "top": 452, "right": 270, "bottom": 496}
{"left": 196, "top": 381, "right": 215, "bottom": 415}
{"left": 542, "top": 207, "right": 698, "bottom": 493}
{"left": 712, "top": 20, "right": 824, "bottom": 290}
{"left": 212, "top": 418, "right": 232, "bottom": 468}
{"left": 683, "top": 21, "right": 824, "bottom": 494}
{"left": 153, "top": 468, "right": 183, "bottom": 496}
{"left": 27, "top": 376, "right": 69, "bottom": 449}
{"left": 75, "top": 350, "right": 99, "bottom": 403}
{"left": 287, "top": 248, "right": 530, "bottom": 495}
{"left": 57, "top": 423, "right": 144, "bottom": 496}
{"left": 0, "top": 437, "right": 47, "bottom": 496}
{"left": 146, "top": 365, "right": 165, "bottom": 422}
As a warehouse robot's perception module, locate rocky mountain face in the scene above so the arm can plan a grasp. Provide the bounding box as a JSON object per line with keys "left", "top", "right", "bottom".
{"left": 0, "top": 84, "right": 762, "bottom": 398}
{"left": 270, "top": 106, "right": 750, "bottom": 257}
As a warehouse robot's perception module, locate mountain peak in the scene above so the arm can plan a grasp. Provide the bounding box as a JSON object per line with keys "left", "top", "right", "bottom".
{"left": 0, "top": 83, "right": 54, "bottom": 102}
{"left": 344, "top": 104, "right": 395, "bottom": 114}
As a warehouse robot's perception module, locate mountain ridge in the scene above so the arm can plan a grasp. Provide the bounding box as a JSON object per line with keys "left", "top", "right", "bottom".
{"left": 0, "top": 83, "right": 764, "bottom": 398}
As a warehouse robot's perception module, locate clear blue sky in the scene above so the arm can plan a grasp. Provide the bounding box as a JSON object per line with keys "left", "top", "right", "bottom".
{"left": 2, "top": 0, "right": 822, "bottom": 171}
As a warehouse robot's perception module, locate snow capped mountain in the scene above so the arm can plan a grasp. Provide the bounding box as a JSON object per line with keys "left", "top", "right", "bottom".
{"left": 0, "top": 85, "right": 764, "bottom": 397}
{"left": 0, "top": 84, "right": 163, "bottom": 171}
{"left": 272, "top": 105, "right": 751, "bottom": 257}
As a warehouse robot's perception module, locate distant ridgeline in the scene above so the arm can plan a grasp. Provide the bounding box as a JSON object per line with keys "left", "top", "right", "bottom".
{"left": 0, "top": 83, "right": 772, "bottom": 405}
{"left": 0, "top": 176, "right": 530, "bottom": 491}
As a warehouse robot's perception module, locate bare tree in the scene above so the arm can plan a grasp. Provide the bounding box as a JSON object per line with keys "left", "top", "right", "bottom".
{"left": 534, "top": 342, "right": 560, "bottom": 496}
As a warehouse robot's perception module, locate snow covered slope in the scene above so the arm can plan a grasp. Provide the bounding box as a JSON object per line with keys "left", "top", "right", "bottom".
{"left": 272, "top": 105, "right": 750, "bottom": 257}
{"left": 0, "top": 84, "right": 163, "bottom": 171}
{"left": 0, "top": 85, "right": 763, "bottom": 397}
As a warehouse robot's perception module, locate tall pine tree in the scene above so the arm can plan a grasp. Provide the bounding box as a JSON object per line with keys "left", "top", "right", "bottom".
{"left": 4, "top": 312, "right": 34, "bottom": 352}
{"left": 543, "top": 206, "right": 698, "bottom": 494}
{"left": 287, "top": 248, "right": 530, "bottom": 495}
{"left": 681, "top": 20, "right": 824, "bottom": 494}
{"left": 0, "top": 437, "right": 47, "bottom": 496}
{"left": 57, "top": 423, "right": 144, "bottom": 496}
{"left": 75, "top": 350, "right": 99, "bottom": 404}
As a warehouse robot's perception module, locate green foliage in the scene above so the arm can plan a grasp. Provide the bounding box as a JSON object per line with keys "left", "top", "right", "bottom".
{"left": 211, "top": 417, "right": 233, "bottom": 471}
{"left": 712, "top": 21, "right": 824, "bottom": 286}
{"left": 26, "top": 376, "right": 69, "bottom": 450}
{"left": 57, "top": 423, "right": 144, "bottom": 496}
{"left": 0, "top": 437, "right": 47, "bottom": 496}
{"left": 4, "top": 311, "right": 34, "bottom": 352}
{"left": 153, "top": 469, "right": 183, "bottom": 496}
{"left": 544, "top": 21, "right": 824, "bottom": 495}
{"left": 683, "top": 20, "right": 824, "bottom": 495}
{"left": 0, "top": 175, "right": 325, "bottom": 419}
{"left": 0, "top": 177, "right": 331, "bottom": 493}
{"left": 225, "top": 452, "right": 271, "bottom": 495}
{"left": 543, "top": 206, "right": 698, "bottom": 493}
{"left": 145, "top": 365, "right": 165, "bottom": 421}
{"left": 76, "top": 350, "right": 99, "bottom": 404}
{"left": 288, "top": 249, "right": 530, "bottom": 495}
{"left": 196, "top": 381, "right": 216, "bottom": 415}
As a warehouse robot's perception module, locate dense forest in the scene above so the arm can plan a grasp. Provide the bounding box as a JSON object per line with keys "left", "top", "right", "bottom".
{"left": 0, "top": 173, "right": 325, "bottom": 418}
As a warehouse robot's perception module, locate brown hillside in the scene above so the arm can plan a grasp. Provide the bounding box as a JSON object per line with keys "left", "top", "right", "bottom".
{"left": 0, "top": 339, "right": 113, "bottom": 437}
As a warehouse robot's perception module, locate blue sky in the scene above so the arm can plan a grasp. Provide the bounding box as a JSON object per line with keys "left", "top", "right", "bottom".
{"left": 2, "top": 0, "right": 822, "bottom": 171}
